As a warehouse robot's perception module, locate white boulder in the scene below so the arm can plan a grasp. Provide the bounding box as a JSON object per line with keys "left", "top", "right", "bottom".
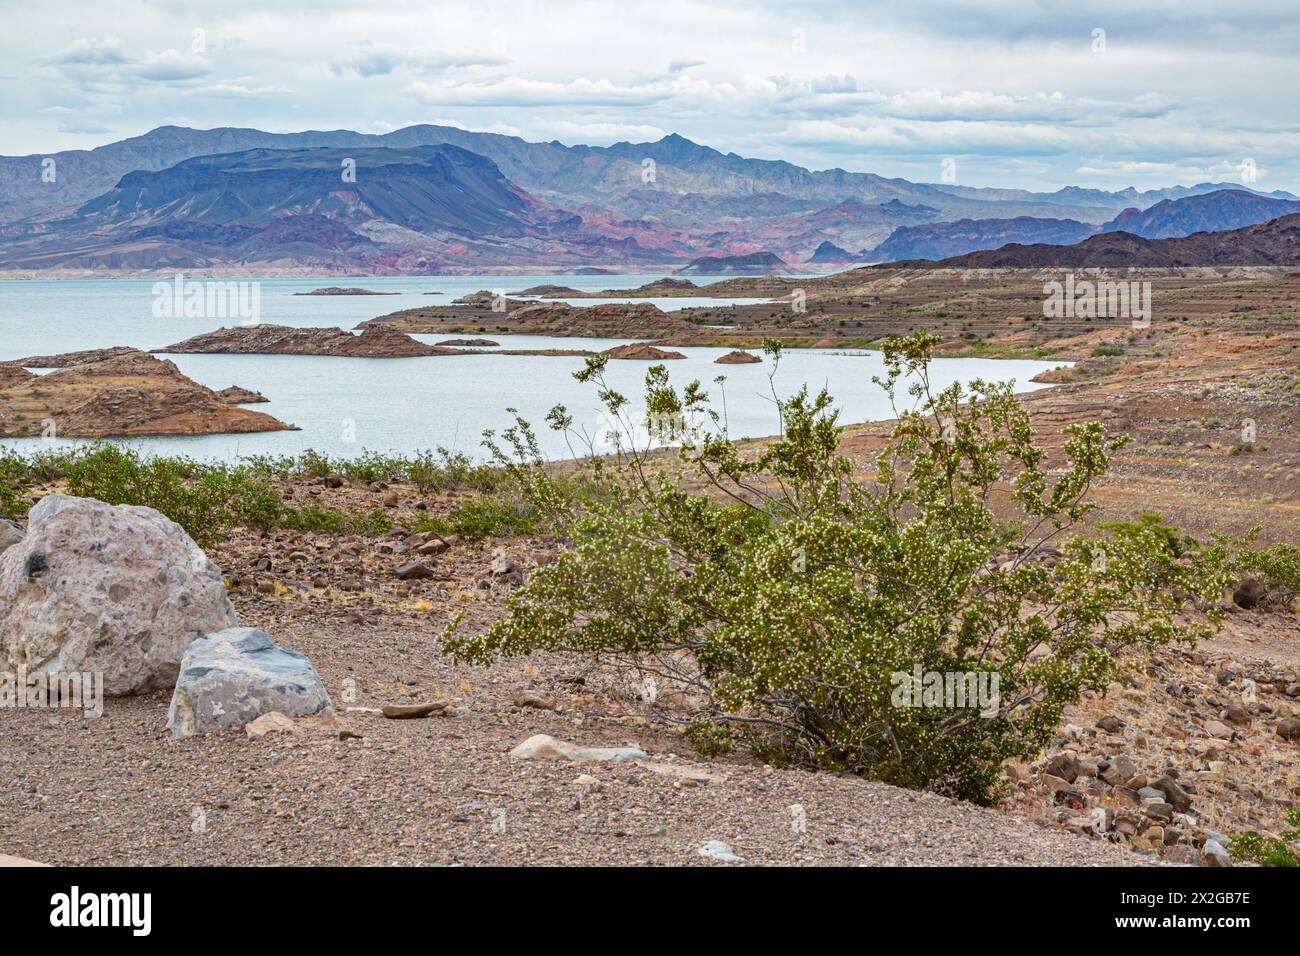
{"left": 0, "top": 494, "right": 236, "bottom": 696}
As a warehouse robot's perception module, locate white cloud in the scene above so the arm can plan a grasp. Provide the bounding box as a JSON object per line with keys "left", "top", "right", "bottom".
{"left": 4, "top": 1, "right": 1297, "bottom": 193}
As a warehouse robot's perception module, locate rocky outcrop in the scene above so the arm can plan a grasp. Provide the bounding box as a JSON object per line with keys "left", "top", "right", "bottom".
{"left": 0, "top": 351, "right": 292, "bottom": 438}
{"left": 216, "top": 385, "right": 269, "bottom": 404}
{"left": 158, "top": 323, "right": 458, "bottom": 357}
{"left": 0, "top": 365, "right": 31, "bottom": 387}
{"left": 601, "top": 343, "right": 687, "bottom": 360}
{"left": 436, "top": 338, "right": 499, "bottom": 347}
{"left": 5, "top": 346, "right": 142, "bottom": 369}
{"left": 715, "top": 350, "right": 761, "bottom": 364}
{"left": 0, "top": 494, "right": 237, "bottom": 696}
{"left": 167, "top": 627, "right": 332, "bottom": 738}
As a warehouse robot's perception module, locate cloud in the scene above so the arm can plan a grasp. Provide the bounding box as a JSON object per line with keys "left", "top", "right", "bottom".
{"left": 135, "top": 49, "right": 213, "bottom": 82}
{"left": 329, "top": 46, "right": 504, "bottom": 77}
{"left": 46, "top": 37, "right": 130, "bottom": 66}
{"left": 4, "top": 1, "right": 1297, "bottom": 193}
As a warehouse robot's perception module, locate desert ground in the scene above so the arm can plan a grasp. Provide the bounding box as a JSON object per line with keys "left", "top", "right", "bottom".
{"left": 1, "top": 267, "right": 1297, "bottom": 866}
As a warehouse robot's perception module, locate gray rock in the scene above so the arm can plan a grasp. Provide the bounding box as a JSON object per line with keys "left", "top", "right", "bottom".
{"left": 167, "top": 627, "right": 332, "bottom": 738}
{"left": 1149, "top": 774, "right": 1193, "bottom": 812}
{"left": 0, "top": 519, "right": 23, "bottom": 554}
{"left": 697, "top": 840, "right": 744, "bottom": 863}
{"left": 1202, "top": 839, "right": 1231, "bottom": 867}
{"left": 0, "top": 494, "right": 235, "bottom": 696}
{"left": 1040, "top": 752, "right": 1079, "bottom": 783}
{"left": 1100, "top": 754, "right": 1138, "bottom": 786}
{"left": 508, "top": 733, "right": 647, "bottom": 762}
{"left": 394, "top": 560, "right": 435, "bottom": 580}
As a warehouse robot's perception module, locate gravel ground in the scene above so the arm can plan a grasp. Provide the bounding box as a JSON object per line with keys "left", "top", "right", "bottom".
{"left": 0, "top": 608, "right": 1145, "bottom": 867}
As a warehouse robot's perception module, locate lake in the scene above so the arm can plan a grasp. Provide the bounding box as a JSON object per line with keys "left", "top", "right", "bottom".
{"left": 0, "top": 275, "right": 1068, "bottom": 462}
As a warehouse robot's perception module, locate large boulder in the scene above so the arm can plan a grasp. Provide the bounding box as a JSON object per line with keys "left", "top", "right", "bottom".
{"left": 0, "top": 494, "right": 235, "bottom": 695}
{"left": 0, "top": 519, "right": 23, "bottom": 554}
{"left": 167, "top": 627, "right": 332, "bottom": 739}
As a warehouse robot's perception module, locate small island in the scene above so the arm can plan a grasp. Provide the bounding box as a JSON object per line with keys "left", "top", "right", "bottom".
{"left": 293, "top": 287, "right": 400, "bottom": 296}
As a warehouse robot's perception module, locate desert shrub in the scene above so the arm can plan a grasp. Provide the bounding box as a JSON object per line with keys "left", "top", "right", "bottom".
{"left": 63, "top": 446, "right": 280, "bottom": 546}
{"left": 1099, "top": 513, "right": 1197, "bottom": 559}
{"left": 1231, "top": 807, "right": 1300, "bottom": 866}
{"left": 278, "top": 505, "right": 392, "bottom": 536}
{"left": 242, "top": 447, "right": 499, "bottom": 493}
{"left": 1233, "top": 533, "right": 1300, "bottom": 605}
{"left": 442, "top": 332, "right": 1229, "bottom": 804}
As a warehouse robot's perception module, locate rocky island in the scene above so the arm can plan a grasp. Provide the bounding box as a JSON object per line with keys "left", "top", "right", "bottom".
{"left": 0, "top": 351, "right": 292, "bottom": 437}
{"left": 158, "top": 323, "right": 461, "bottom": 357}
{"left": 292, "top": 287, "right": 399, "bottom": 295}
{"left": 601, "top": 343, "right": 687, "bottom": 360}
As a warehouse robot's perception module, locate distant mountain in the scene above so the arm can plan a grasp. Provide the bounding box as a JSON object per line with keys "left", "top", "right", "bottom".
{"left": 676, "top": 252, "right": 789, "bottom": 275}
{"left": 928, "top": 181, "right": 1299, "bottom": 218}
{"left": 865, "top": 216, "right": 1096, "bottom": 263}
{"left": 0, "top": 124, "right": 1137, "bottom": 230}
{"left": 0, "top": 145, "right": 670, "bottom": 272}
{"left": 891, "top": 214, "right": 1300, "bottom": 268}
{"left": 1098, "top": 189, "right": 1300, "bottom": 239}
{"left": 5, "top": 123, "right": 1298, "bottom": 273}
{"left": 807, "top": 240, "right": 858, "bottom": 265}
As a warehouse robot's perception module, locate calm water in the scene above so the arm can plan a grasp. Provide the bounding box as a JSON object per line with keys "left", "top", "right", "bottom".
{"left": 0, "top": 276, "right": 1069, "bottom": 462}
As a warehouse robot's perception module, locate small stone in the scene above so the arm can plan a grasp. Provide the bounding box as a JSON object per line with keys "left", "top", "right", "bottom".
{"left": 508, "top": 733, "right": 647, "bottom": 763}
{"left": 513, "top": 691, "right": 556, "bottom": 710}
{"left": 1202, "top": 840, "right": 1231, "bottom": 867}
{"left": 245, "top": 712, "right": 297, "bottom": 738}
{"left": 395, "top": 560, "right": 435, "bottom": 580}
{"left": 1040, "top": 752, "right": 1079, "bottom": 783}
{"left": 1203, "top": 720, "right": 1233, "bottom": 740}
{"left": 1276, "top": 716, "right": 1300, "bottom": 741}
{"left": 381, "top": 701, "right": 448, "bottom": 719}
{"left": 1096, "top": 714, "right": 1124, "bottom": 733}
{"left": 1100, "top": 754, "right": 1138, "bottom": 786}
{"left": 696, "top": 840, "right": 744, "bottom": 864}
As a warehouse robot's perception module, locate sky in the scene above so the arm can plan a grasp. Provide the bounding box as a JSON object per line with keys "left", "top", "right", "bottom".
{"left": 2, "top": 0, "right": 1297, "bottom": 193}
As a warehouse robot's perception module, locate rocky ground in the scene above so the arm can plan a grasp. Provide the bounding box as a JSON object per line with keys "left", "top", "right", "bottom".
{"left": 0, "top": 486, "right": 1145, "bottom": 866}
{"left": 1, "top": 463, "right": 1294, "bottom": 866}
{"left": 1, "top": 267, "right": 1296, "bottom": 866}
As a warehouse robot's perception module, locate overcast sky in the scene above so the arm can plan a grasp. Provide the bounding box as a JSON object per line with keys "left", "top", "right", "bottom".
{"left": 2, "top": 0, "right": 1297, "bottom": 192}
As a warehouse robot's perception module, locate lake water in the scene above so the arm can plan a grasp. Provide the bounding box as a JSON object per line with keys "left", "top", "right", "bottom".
{"left": 0, "top": 275, "right": 1069, "bottom": 462}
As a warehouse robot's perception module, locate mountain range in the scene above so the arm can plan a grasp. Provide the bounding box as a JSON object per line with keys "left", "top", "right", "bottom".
{"left": 889, "top": 213, "right": 1300, "bottom": 269}
{"left": 2, "top": 124, "right": 1298, "bottom": 273}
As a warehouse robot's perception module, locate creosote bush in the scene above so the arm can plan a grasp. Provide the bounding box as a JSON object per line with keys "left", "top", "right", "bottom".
{"left": 442, "top": 332, "right": 1231, "bottom": 804}
{"left": 63, "top": 446, "right": 280, "bottom": 547}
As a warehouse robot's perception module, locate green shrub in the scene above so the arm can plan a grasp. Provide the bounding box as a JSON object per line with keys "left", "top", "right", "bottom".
{"left": 1234, "top": 533, "right": 1300, "bottom": 605}
{"left": 1231, "top": 807, "right": 1300, "bottom": 866}
{"left": 442, "top": 332, "right": 1229, "bottom": 804}
{"left": 63, "top": 446, "right": 280, "bottom": 547}
{"left": 278, "top": 505, "right": 392, "bottom": 536}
